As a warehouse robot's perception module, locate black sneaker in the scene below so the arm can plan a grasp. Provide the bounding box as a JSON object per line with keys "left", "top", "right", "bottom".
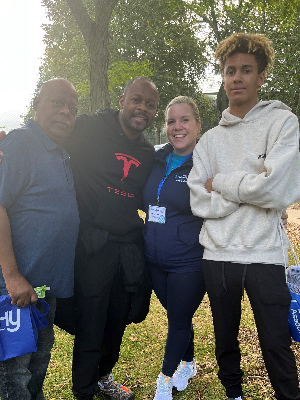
{"left": 98, "top": 374, "right": 134, "bottom": 400}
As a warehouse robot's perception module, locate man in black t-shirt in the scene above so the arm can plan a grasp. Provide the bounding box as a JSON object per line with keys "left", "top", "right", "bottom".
{"left": 65, "top": 77, "right": 159, "bottom": 400}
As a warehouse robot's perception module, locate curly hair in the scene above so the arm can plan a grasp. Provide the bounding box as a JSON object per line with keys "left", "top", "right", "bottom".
{"left": 215, "top": 33, "right": 275, "bottom": 75}
{"left": 165, "top": 96, "right": 201, "bottom": 124}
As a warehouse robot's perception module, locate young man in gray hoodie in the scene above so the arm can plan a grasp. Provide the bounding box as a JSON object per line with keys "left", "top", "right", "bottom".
{"left": 188, "top": 33, "right": 300, "bottom": 400}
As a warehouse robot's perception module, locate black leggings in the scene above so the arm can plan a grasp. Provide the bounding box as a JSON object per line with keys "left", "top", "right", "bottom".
{"left": 148, "top": 264, "right": 206, "bottom": 377}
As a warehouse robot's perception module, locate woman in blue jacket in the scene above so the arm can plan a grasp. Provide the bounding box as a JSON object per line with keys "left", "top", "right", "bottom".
{"left": 143, "top": 96, "right": 206, "bottom": 400}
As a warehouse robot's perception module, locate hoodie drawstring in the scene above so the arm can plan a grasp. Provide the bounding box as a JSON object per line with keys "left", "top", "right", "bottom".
{"left": 241, "top": 264, "right": 247, "bottom": 300}
{"left": 222, "top": 262, "right": 227, "bottom": 291}
{"left": 221, "top": 262, "right": 247, "bottom": 299}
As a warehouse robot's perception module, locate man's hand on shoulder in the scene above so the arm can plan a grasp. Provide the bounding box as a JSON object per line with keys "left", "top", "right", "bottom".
{"left": 5, "top": 272, "right": 38, "bottom": 307}
{"left": 205, "top": 177, "right": 214, "bottom": 193}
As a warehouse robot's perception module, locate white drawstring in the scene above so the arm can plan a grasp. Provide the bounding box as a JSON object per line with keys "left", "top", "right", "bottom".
{"left": 277, "top": 211, "right": 300, "bottom": 283}
{"left": 278, "top": 211, "right": 289, "bottom": 282}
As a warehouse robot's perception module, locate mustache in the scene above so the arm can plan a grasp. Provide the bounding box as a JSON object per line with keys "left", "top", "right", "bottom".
{"left": 54, "top": 119, "right": 70, "bottom": 127}
{"left": 131, "top": 112, "right": 148, "bottom": 120}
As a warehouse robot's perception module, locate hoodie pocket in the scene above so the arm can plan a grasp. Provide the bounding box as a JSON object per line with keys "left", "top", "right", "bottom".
{"left": 202, "top": 205, "right": 275, "bottom": 249}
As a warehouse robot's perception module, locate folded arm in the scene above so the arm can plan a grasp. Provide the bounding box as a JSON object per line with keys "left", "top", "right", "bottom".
{"left": 212, "top": 117, "right": 300, "bottom": 211}
{"left": 188, "top": 137, "right": 240, "bottom": 219}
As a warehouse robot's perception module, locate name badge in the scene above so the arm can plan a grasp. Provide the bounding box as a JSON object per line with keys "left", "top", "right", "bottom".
{"left": 148, "top": 205, "right": 166, "bottom": 224}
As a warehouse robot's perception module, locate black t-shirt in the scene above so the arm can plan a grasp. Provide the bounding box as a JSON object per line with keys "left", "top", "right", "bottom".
{"left": 64, "top": 108, "right": 155, "bottom": 236}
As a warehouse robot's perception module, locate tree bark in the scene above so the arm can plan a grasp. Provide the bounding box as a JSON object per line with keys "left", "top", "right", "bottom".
{"left": 156, "top": 127, "right": 161, "bottom": 145}
{"left": 65, "top": 0, "right": 119, "bottom": 112}
{"left": 217, "top": 84, "right": 228, "bottom": 115}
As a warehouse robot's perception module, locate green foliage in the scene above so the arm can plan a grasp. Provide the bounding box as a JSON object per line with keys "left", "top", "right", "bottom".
{"left": 110, "top": 0, "right": 209, "bottom": 127}
{"left": 260, "top": 13, "right": 300, "bottom": 117}
{"left": 108, "top": 60, "right": 154, "bottom": 108}
{"left": 196, "top": 95, "right": 220, "bottom": 136}
{"left": 21, "top": 101, "right": 36, "bottom": 125}
{"left": 41, "top": 0, "right": 90, "bottom": 113}
{"left": 21, "top": 0, "right": 91, "bottom": 122}
{"left": 190, "top": 0, "right": 300, "bottom": 118}
{"left": 28, "top": 0, "right": 218, "bottom": 137}
{"left": 25, "top": 0, "right": 300, "bottom": 129}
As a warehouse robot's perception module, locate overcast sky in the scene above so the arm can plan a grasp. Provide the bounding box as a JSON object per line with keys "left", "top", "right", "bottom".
{"left": 0, "top": 1, "right": 48, "bottom": 131}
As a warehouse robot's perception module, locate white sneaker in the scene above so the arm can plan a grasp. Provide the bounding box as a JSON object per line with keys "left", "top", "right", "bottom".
{"left": 172, "top": 359, "right": 197, "bottom": 391}
{"left": 227, "top": 397, "right": 243, "bottom": 400}
{"left": 153, "top": 374, "right": 173, "bottom": 399}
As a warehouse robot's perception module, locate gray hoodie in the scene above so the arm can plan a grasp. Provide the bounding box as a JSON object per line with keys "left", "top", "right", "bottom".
{"left": 188, "top": 100, "right": 300, "bottom": 264}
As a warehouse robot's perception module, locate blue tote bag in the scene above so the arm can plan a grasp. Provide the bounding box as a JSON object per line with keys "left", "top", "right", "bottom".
{"left": 0, "top": 295, "right": 49, "bottom": 361}
{"left": 288, "top": 290, "right": 300, "bottom": 342}
{"left": 278, "top": 220, "right": 300, "bottom": 342}
{"left": 287, "top": 265, "right": 300, "bottom": 342}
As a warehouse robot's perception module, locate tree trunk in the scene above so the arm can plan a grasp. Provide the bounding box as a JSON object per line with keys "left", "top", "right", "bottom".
{"left": 65, "top": 0, "right": 119, "bottom": 112}
{"left": 217, "top": 84, "right": 228, "bottom": 115}
{"left": 156, "top": 127, "right": 161, "bottom": 145}
{"left": 88, "top": 19, "right": 111, "bottom": 112}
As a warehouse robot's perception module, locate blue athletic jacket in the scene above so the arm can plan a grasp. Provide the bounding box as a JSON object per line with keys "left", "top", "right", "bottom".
{"left": 143, "top": 143, "right": 204, "bottom": 272}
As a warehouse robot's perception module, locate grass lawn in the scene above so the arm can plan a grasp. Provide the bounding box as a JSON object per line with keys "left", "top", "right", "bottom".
{"left": 44, "top": 221, "right": 300, "bottom": 400}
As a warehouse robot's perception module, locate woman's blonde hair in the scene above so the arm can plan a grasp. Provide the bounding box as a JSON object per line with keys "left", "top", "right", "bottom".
{"left": 165, "top": 96, "right": 200, "bottom": 123}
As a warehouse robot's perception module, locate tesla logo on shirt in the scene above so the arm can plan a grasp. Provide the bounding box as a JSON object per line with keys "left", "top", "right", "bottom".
{"left": 115, "top": 153, "right": 141, "bottom": 182}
